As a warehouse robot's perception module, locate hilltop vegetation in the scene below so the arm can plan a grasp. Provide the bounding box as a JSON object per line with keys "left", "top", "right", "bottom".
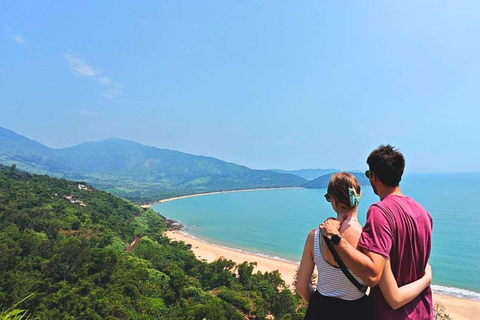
{"left": 0, "top": 127, "right": 307, "bottom": 202}
{"left": 0, "top": 165, "right": 306, "bottom": 319}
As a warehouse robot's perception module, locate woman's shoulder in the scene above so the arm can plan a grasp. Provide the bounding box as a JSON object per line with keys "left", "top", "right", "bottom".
{"left": 302, "top": 228, "right": 318, "bottom": 255}
{"left": 341, "top": 221, "right": 362, "bottom": 248}
{"left": 307, "top": 227, "right": 317, "bottom": 240}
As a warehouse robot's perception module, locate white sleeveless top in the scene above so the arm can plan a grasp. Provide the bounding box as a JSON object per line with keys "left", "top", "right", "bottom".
{"left": 314, "top": 228, "right": 366, "bottom": 300}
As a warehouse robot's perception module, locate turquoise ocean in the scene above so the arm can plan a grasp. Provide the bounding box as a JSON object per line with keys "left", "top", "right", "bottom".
{"left": 152, "top": 173, "right": 480, "bottom": 300}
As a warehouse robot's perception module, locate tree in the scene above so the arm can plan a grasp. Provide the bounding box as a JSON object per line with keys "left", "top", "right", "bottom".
{"left": 45, "top": 237, "right": 90, "bottom": 281}
{"left": 292, "top": 266, "right": 316, "bottom": 288}
{"left": 168, "top": 264, "right": 188, "bottom": 300}
{"left": 45, "top": 219, "right": 61, "bottom": 240}
{"left": 71, "top": 220, "right": 80, "bottom": 230}
{"left": 237, "top": 261, "right": 256, "bottom": 286}
{"left": 271, "top": 289, "right": 296, "bottom": 319}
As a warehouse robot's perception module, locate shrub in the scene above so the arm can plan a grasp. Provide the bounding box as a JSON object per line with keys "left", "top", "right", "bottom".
{"left": 433, "top": 303, "right": 452, "bottom": 320}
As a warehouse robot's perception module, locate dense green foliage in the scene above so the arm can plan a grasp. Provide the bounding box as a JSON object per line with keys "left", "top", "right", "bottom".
{"left": 0, "top": 127, "right": 307, "bottom": 202}
{"left": 304, "top": 171, "right": 370, "bottom": 188}
{"left": 0, "top": 165, "right": 306, "bottom": 319}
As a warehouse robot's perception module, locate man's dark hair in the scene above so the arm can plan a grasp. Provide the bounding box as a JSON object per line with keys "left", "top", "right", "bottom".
{"left": 367, "top": 145, "right": 405, "bottom": 187}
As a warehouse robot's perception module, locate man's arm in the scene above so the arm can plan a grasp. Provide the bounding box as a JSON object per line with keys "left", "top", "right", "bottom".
{"left": 320, "top": 218, "right": 387, "bottom": 287}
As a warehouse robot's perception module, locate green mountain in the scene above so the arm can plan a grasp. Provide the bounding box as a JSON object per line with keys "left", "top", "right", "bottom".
{"left": 0, "top": 127, "right": 307, "bottom": 201}
{"left": 0, "top": 127, "right": 69, "bottom": 174}
{"left": 304, "top": 171, "right": 370, "bottom": 188}
{"left": 271, "top": 168, "right": 338, "bottom": 180}
{"left": 0, "top": 165, "right": 306, "bottom": 319}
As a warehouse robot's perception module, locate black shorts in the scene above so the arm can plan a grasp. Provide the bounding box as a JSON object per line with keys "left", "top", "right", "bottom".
{"left": 304, "top": 291, "right": 373, "bottom": 320}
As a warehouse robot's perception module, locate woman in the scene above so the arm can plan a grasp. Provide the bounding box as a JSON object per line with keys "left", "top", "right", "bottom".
{"left": 296, "top": 172, "right": 431, "bottom": 319}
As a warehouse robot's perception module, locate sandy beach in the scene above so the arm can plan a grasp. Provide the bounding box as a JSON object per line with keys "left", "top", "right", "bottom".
{"left": 165, "top": 230, "right": 480, "bottom": 320}
{"left": 140, "top": 187, "right": 301, "bottom": 208}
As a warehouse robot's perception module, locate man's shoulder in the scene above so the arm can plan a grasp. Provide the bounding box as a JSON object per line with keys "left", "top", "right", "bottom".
{"left": 367, "top": 199, "right": 392, "bottom": 215}
{"left": 364, "top": 203, "right": 393, "bottom": 226}
{"left": 379, "top": 195, "right": 428, "bottom": 212}
{"left": 373, "top": 195, "right": 432, "bottom": 227}
{"left": 395, "top": 195, "right": 431, "bottom": 216}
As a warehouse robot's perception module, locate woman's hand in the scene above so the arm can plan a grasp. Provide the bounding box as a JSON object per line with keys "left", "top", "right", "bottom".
{"left": 379, "top": 260, "right": 432, "bottom": 310}
{"left": 424, "top": 263, "right": 432, "bottom": 284}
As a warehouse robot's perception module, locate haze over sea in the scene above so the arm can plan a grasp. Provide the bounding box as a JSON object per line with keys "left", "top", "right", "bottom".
{"left": 153, "top": 173, "right": 480, "bottom": 301}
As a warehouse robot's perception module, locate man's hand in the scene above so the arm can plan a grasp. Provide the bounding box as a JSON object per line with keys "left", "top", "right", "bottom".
{"left": 319, "top": 217, "right": 341, "bottom": 239}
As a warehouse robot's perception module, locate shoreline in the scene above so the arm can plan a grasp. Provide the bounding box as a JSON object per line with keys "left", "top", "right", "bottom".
{"left": 140, "top": 187, "right": 302, "bottom": 208}
{"left": 165, "top": 230, "right": 480, "bottom": 320}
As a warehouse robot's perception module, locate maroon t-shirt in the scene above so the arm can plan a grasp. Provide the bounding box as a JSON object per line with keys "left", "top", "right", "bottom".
{"left": 358, "top": 194, "right": 433, "bottom": 320}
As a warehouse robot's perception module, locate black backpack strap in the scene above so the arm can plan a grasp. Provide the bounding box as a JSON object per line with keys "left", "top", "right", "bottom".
{"left": 322, "top": 234, "right": 368, "bottom": 293}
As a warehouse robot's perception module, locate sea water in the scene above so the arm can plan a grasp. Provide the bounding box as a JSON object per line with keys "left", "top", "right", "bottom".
{"left": 152, "top": 173, "right": 480, "bottom": 300}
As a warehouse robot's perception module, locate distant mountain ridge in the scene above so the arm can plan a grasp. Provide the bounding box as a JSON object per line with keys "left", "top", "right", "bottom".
{"left": 0, "top": 127, "right": 68, "bottom": 174}
{"left": 271, "top": 168, "right": 338, "bottom": 180}
{"left": 304, "top": 171, "right": 370, "bottom": 188}
{"left": 0, "top": 127, "right": 307, "bottom": 201}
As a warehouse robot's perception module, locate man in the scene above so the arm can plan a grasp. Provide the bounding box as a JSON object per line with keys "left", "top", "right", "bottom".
{"left": 320, "top": 145, "right": 433, "bottom": 319}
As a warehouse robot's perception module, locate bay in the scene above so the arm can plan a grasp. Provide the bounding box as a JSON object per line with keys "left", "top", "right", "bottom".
{"left": 152, "top": 173, "right": 480, "bottom": 299}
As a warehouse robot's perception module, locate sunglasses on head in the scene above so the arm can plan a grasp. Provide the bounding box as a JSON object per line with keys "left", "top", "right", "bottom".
{"left": 324, "top": 194, "right": 333, "bottom": 202}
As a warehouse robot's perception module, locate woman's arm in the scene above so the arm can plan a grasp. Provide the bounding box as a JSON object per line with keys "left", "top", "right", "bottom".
{"left": 296, "top": 229, "right": 316, "bottom": 302}
{"left": 378, "top": 260, "right": 432, "bottom": 310}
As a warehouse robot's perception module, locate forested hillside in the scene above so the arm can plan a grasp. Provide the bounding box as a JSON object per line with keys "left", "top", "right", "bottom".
{"left": 0, "top": 165, "right": 306, "bottom": 319}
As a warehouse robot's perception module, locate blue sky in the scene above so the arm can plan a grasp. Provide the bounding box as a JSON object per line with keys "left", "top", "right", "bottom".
{"left": 1, "top": 1, "right": 479, "bottom": 173}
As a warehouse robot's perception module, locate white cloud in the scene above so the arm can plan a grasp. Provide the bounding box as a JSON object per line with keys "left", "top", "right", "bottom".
{"left": 98, "top": 77, "right": 113, "bottom": 85}
{"left": 63, "top": 52, "right": 123, "bottom": 99}
{"left": 6, "top": 29, "right": 30, "bottom": 47}
{"left": 103, "top": 83, "right": 123, "bottom": 98}
{"left": 12, "top": 34, "right": 29, "bottom": 46}
{"left": 63, "top": 53, "right": 99, "bottom": 77}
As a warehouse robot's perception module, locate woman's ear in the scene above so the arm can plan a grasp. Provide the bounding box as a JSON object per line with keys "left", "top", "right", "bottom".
{"left": 330, "top": 197, "right": 337, "bottom": 212}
